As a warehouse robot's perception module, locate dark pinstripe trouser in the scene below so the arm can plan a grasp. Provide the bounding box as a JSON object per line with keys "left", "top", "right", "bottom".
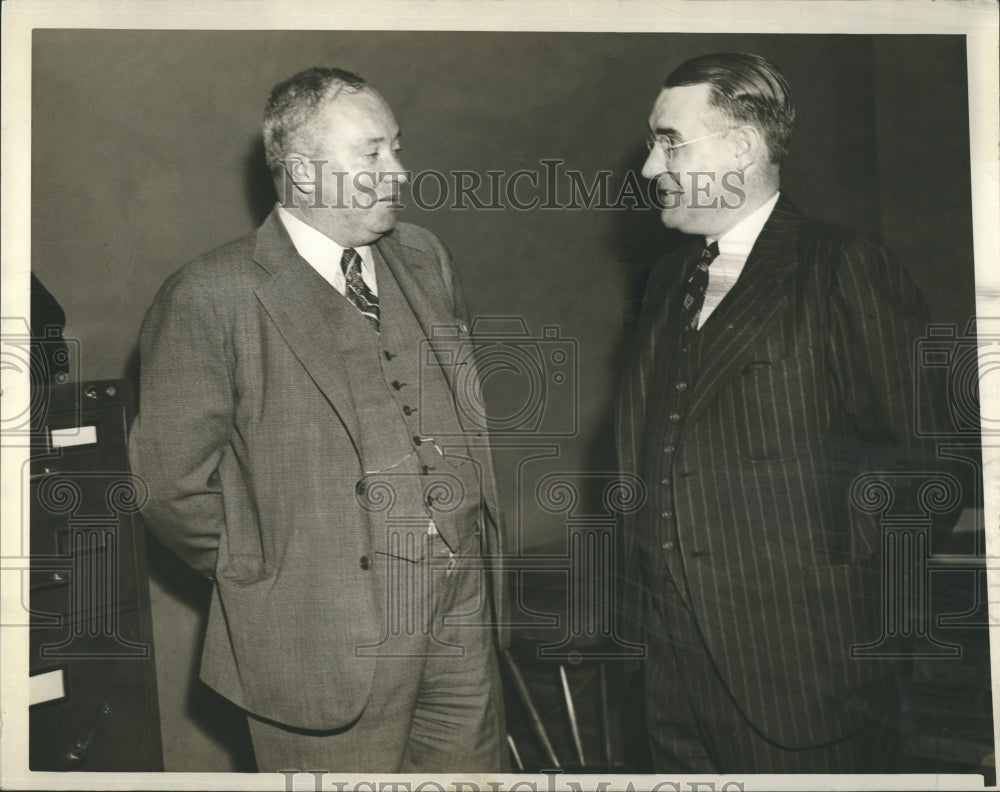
{"left": 643, "top": 573, "right": 899, "bottom": 774}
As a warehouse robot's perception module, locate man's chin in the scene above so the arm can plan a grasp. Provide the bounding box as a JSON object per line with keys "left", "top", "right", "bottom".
{"left": 368, "top": 213, "right": 399, "bottom": 237}
{"left": 658, "top": 206, "right": 688, "bottom": 231}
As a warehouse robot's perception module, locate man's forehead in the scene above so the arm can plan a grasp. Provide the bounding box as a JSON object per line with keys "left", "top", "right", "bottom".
{"left": 315, "top": 89, "right": 399, "bottom": 136}
{"left": 649, "top": 83, "right": 713, "bottom": 131}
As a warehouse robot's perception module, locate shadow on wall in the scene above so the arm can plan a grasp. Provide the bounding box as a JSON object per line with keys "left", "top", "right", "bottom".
{"left": 244, "top": 138, "right": 277, "bottom": 228}
{"left": 146, "top": 533, "right": 257, "bottom": 770}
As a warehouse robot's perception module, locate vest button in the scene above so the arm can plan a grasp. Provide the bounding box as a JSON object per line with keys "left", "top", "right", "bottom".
{"left": 661, "top": 511, "right": 673, "bottom": 519}
{"left": 663, "top": 445, "right": 676, "bottom": 454}
{"left": 675, "top": 382, "right": 688, "bottom": 391}
{"left": 403, "top": 405, "right": 413, "bottom": 416}
{"left": 662, "top": 541, "right": 674, "bottom": 551}
{"left": 421, "top": 464, "right": 431, "bottom": 475}
{"left": 360, "top": 555, "right": 371, "bottom": 570}
{"left": 356, "top": 480, "right": 366, "bottom": 496}
{"left": 413, "top": 435, "right": 423, "bottom": 445}
{"left": 384, "top": 350, "right": 396, "bottom": 360}
{"left": 661, "top": 478, "right": 670, "bottom": 486}
{"left": 392, "top": 380, "right": 405, "bottom": 390}
{"left": 669, "top": 413, "right": 681, "bottom": 423}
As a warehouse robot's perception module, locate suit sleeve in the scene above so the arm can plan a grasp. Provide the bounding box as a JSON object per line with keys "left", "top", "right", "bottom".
{"left": 129, "top": 267, "right": 234, "bottom": 578}
{"left": 827, "top": 235, "right": 961, "bottom": 528}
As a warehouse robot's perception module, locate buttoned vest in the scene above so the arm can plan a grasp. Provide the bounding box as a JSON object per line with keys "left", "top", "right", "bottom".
{"left": 336, "top": 256, "right": 482, "bottom": 560}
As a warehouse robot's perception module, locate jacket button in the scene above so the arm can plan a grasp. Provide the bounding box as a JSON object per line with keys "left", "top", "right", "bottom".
{"left": 675, "top": 382, "right": 688, "bottom": 391}
{"left": 356, "top": 480, "right": 366, "bottom": 496}
{"left": 663, "top": 445, "right": 675, "bottom": 454}
{"left": 403, "top": 405, "right": 413, "bottom": 416}
{"left": 662, "top": 541, "right": 674, "bottom": 551}
{"left": 392, "top": 380, "right": 405, "bottom": 390}
{"left": 360, "top": 556, "right": 371, "bottom": 570}
{"left": 661, "top": 511, "right": 672, "bottom": 519}
{"left": 413, "top": 435, "right": 423, "bottom": 445}
{"left": 669, "top": 413, "right": 681, "bottom": 423}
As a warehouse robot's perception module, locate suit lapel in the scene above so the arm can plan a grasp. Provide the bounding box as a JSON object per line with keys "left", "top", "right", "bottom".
{"left": 374, "top": 231, "right": 464, "bottom": 390}
{"left": 252, "top": 211, "right": 363, "bottom": 450}
{"left": 685, "top": 199, "right": 802, "bottom": 426}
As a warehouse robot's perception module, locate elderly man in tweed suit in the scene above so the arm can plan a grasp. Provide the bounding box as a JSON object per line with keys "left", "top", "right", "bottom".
{"left": 130, "top": 67, "right": 507, "bottom": 773}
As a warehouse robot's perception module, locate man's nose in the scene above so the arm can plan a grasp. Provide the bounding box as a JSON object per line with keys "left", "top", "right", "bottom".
{"left": 387, "top": 152, "right": 408, "bottom": 184}
{"left": 641, "top": 148, "right": 664, "bottom": 180}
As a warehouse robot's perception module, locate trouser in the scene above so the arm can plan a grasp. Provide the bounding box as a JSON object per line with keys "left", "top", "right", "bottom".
{"left": 643, "top": 573, "right": 899, "bottom": 774}
{"left": 248, "top": 530, "right": 506, "bottom": 773}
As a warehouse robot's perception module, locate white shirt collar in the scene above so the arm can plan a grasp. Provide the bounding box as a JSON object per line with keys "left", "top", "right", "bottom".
{"left": 276, "top": 205, "right": 372, "bottom": 267}
{"left": 709, "top": 190, "right": 780, "bottom": 257}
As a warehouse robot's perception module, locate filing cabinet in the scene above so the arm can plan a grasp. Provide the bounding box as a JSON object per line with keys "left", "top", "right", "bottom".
{"left": 29, "top": 380, "right": 162, "bottom": 771}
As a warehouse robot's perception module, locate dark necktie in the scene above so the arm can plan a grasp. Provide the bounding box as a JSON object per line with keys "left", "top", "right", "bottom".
{"left": 680, "top": 240, "right": 720, "bottom": 332}
{"left": 340, "top": 248, "right": 380, "bottom": 332}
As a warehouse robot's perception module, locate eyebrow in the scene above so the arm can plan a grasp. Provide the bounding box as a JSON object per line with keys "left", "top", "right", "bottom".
{"left": 360, "top": 133, "right": 402, "bottom": 148}
{"left": 650, "top": 125, "right": 681, "bottom": 138}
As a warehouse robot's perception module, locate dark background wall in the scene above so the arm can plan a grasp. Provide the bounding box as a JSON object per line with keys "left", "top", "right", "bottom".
{"left": 31, "top": 30, "right": 974, "bottom": 770}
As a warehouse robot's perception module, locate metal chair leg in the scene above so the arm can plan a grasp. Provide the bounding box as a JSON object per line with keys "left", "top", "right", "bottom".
{"left": 559, "top": 664, "right": 586, "bottom": 768}
{"left": 599, "top": 661, "right": 613, "bottom": 768}
{"left": 507, "top": 733, "right": 525, "bottom": 771}
{"left": 500, "top": 648, "right": 561, "bottom": 768}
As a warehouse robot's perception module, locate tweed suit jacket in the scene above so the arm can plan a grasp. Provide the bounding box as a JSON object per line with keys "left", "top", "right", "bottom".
{"left": 616, "top": 198, "right": 948, "bottom": 748}
{"left": 130, "top": 210, "right": 506, "bottom": 730}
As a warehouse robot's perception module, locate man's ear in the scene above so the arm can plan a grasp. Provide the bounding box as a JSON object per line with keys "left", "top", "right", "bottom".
{"left": 733, "top": 126, "right": 764, "bottom": 172}
{"left": 283, "top": 154, "right": 318, "bottom": 196}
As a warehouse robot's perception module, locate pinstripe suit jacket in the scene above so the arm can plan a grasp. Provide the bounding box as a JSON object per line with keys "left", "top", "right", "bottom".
{"left": 130, "top": 211, "right": 506, "bottom": 730}
{"left": 616, "top": 198, "right": 945, "bottom": 748}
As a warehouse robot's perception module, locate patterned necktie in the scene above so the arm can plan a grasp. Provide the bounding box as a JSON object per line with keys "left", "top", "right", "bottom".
{"left": 340, "top": 248, "right": 380, "bottom": 332}
{"left": 680, "top": 240, "right": 720, "bottom": 332}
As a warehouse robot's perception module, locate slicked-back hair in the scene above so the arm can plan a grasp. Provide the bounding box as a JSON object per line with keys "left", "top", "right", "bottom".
{"left": 665, "top": 53, "right": 795, "bottom": 165}
{"left": 263, "top": 66, "right": 369, "bottom": 174}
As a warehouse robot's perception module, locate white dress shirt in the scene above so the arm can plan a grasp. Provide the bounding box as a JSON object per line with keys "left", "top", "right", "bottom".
{"left": 276, "top": 206, "right": 378, "bottom": 296}
{"left": 699, "top": 190, "right": 780, "bottom": 329}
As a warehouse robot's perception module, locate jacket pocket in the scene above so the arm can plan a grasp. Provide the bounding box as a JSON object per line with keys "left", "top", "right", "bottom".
{"left": 723, "top": 346, "right": 830, "bottom": 462}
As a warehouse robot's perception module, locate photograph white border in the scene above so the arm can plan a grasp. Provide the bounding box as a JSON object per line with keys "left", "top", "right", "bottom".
{"left": 2, "top": 1, "right": 998, "bottom": 790}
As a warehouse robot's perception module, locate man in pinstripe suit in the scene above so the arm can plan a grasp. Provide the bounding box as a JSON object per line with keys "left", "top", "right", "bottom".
{"left": 616, "top": 53, "right": 949, "bottom": 772}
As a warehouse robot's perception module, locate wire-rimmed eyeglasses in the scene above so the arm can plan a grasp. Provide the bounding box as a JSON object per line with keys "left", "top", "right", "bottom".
{"left": 645, "top": 128, "right": 734, "bottom": 162}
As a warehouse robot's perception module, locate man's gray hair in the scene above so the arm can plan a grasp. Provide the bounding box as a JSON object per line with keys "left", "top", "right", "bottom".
{"left": 262, "top": 66, "right": 368, "bottom": 174}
